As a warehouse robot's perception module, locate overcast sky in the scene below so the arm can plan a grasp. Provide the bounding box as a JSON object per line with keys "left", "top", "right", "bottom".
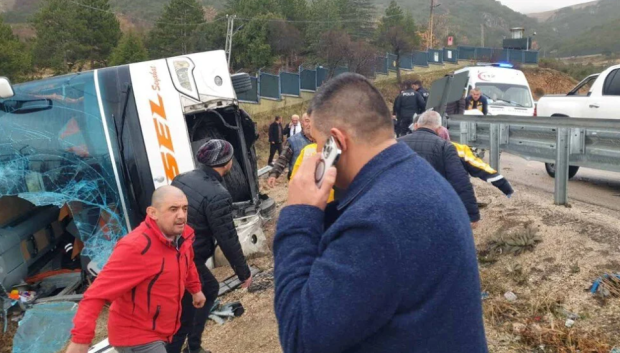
{"left": 497, "top": 0, "right": 596, "bottom": 14}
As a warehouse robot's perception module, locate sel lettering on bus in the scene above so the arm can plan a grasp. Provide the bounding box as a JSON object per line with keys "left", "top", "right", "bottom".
{"left": 149, "top": 66, "right": 179, "bottom": 183}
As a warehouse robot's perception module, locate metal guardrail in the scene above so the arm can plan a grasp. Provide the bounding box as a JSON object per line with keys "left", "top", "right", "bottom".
{"left": 446, "top": 115, "right": 620, "bottom": 205}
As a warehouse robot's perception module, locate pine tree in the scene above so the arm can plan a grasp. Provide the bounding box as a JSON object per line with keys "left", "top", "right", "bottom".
{"left": 147, "top": 0, "right": 205, "bottom": 59}
{"left": 379, "top": 0, "right": 404, "bottom": 33}
{"left": 32, "top": 0, "right": 86, "bottom": 72}
{"left": 338, "top": 0, "right": 376, "bottom": 39}
{"left": 0, "top": 16, "right": 32, "bottom": 82}
{"left": 109, "top": 31, "right": 148, "bottom": 66}
{"left": 377, "top": 1, "right": 416, "bottom": 83}
{"left": 232, "top": 13, "right": 278, "bottom": 69}
{"left": 277, "top": 0, "right": 307, "bottom": 21}
{"left": 75, "top": 0, "right": 122, "bottom": 68}
{"left": 306, "top": 0, "right": 342, "bottom": 51}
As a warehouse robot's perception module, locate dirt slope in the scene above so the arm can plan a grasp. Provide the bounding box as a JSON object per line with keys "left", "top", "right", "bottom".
{"left": 522, "top": 67, "right": 579, "bottom": 100}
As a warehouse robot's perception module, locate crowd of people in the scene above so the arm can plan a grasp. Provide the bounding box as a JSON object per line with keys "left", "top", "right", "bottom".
{"left": 65, "top": 72, "right": 513, "bottom": 353}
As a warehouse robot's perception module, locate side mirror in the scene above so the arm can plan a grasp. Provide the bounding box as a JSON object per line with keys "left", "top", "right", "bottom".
{"left": 0, "top": 77, "right": 15, "bottom": 99}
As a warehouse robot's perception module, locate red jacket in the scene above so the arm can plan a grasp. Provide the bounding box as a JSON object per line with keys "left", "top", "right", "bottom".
{"left": 71, "top": 217, "right": 201, "bottom": 347}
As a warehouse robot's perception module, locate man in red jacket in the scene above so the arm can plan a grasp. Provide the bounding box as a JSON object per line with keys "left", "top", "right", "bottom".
{"left": 66, "top": 186, "right": 206, "bottom": 353}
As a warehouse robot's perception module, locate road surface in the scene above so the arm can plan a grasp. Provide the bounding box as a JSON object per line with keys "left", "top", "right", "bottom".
{"left": 497, "top": 153, "right": 620, "bottom": 211}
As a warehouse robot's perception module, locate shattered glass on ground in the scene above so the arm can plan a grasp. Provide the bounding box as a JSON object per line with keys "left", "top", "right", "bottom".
{"left": 11, "top": 302, "right": 78, "bottom": 353}
{"left": 0, "top": 72, "right": 128, "bottom": 267}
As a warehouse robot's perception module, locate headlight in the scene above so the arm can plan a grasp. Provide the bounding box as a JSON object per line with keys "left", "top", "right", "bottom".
{"left": 173, "top": 61, "right": 192, "bottom": 91}
{"left": 214, "top": 76, "right": 223, "bottom": 86}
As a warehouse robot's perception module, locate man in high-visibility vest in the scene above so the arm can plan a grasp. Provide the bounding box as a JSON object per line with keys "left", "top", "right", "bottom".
{"left": 290, "top": 143, "right": 335, "bottom": 203}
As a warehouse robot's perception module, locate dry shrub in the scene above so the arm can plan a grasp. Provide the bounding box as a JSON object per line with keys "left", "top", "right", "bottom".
{"left": 486, "top": 222, "right": 542, "bottom": 257}
{"left": 484, "top": 299, "right": 523, "bottom": 326}
{"left": 528, "top": 292, "right": 565, "bottom": 317}
{"left": 520, "top": 320, "right": 612, "bottom": 353}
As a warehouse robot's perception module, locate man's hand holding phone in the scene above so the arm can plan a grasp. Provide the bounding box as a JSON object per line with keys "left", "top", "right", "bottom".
{"left": 287, "top": 153, "right": 336, "bottom": 211}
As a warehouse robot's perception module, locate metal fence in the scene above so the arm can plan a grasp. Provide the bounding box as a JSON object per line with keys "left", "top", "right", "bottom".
{"left": 444, "top": 48, "right": 458, "bottom": 63}
{"left": 237, "top": 76, "right": 259, "bottom": 103}
{"left": 413, "top": 51, "right": 429, "bottom": 67}
{"left": 240, "top": 46, "right": 540, "bottom": 104}
{"left": 457, "top": 46, "right": 539, "bottom": 64}
{"left": 280, "top": 71, "right": 300, "bottom": 96}
{"left": 300, "top": 67, "right": 317, "bottom": 91}
{"left": 259, "top": 71, "right": 280, "bottom": 100}
{"left": 388, "top": 53, "right": 398, "bottom": 71}
{"left": 375, "top": 56, "right": 388, "bottom": 74}
{"left": 446, "top": 115, "right": 620, "bottom": 205}
{"left": 428, "top": 49, "right": 444, "bottom": 64}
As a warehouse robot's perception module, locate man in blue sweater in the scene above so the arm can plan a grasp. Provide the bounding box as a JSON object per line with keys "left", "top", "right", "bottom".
{"left": 273, "top": 73, "right": 488, "bottom": 353}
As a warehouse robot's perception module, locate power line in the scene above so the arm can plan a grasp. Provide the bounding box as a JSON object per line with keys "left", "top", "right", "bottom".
{"left": 232, "top": 15, "right": 399, "bottom": 24}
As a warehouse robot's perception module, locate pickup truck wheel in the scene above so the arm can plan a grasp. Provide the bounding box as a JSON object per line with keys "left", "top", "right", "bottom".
{"left": 545, "top": 163, "right": 580, "bottom": 179}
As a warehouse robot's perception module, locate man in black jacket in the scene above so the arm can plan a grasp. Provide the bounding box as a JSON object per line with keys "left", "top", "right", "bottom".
{"left": 413, "top": 80, "right": 430, "bottom": 105}
{"left": 393, "top": 80, "right": 426, "bottom": 137}
{"left": 399, "top": 111, "right": 480, "bottom": 228}
{"left": 268, "top": 116, "right": 283, "bottom": 166}
{"left": 169, "top": 139, "right": 252, "bottom": 353}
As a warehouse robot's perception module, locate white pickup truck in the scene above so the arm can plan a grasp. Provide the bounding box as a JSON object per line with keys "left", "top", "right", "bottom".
{"left": 536, "top": 64, "right": 620, "bottom": 178}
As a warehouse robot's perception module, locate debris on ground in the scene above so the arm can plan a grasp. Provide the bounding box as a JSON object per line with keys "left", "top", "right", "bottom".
{"left": 481, "top": 292, "right": 490, "bottom": 301}
{"left": 248, "top": 269, "right": 274, "bottom": 294}
{"left": 504, "top": 291, "right": 518, "bottom": 302}
{"left": 591, "top": 273, "right": 620, "bottom": 300}
{"left": 565, "top": 319, "right": 575, "bottom": 328}
{"left": 12, "top": 302, "right": 77, "bottom": 353}
{"left": 209, "top": 300, "right": 245, "bottom": 325}
{"left": 218, "top": 267, "right": 261, "bottom": 296}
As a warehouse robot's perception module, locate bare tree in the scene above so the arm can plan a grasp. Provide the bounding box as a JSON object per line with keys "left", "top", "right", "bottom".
{"left": 318, "top": 30, "right": 351, "bottom": 78}
{"left": 345, "top": 40, "right": 378, "bottom": 77}
{"left": 269, "top": 22, "right": 304, "bottom": 71}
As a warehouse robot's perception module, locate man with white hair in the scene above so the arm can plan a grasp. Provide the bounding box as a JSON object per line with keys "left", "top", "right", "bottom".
{"left": 284, "top": 114, "right": 302, "bottom": 138}
{"left": 399, "top": 111, "right": 480, "bottom": 228}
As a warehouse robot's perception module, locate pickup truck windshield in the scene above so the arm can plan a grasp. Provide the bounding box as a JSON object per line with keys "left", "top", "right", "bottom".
{"left": 477, "top": 83, "right": 533, "bottom": 108}
{"left": 0, "top": 72, "right": 129, "bottom": 266}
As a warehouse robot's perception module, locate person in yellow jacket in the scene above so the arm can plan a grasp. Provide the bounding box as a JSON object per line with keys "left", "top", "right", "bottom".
{"left": 291, "top": 143, "right": 335, "bottom": 203}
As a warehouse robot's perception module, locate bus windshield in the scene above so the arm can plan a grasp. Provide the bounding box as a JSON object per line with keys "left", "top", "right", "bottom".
{"left": 0, "top": 72, "right": 129, "bottom": 266}
{"left": 477, "top": 83, "right": 533, "bottom": 108}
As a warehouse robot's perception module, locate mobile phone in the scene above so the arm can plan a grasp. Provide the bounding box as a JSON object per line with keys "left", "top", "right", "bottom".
{"left": 315, "top": 136, "right": 342, "bottom": 188}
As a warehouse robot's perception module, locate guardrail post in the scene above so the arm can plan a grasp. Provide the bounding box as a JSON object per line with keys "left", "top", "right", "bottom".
{"left": 554, "top": 127, "right": 570, "bottom": 205}
{"left": 490, "top": 123, "right": 500, "bottom": 170}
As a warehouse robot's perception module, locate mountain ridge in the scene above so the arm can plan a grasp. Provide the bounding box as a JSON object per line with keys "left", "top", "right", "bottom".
{"left": 526, "top": 0, "right": 599, "bottom": 22}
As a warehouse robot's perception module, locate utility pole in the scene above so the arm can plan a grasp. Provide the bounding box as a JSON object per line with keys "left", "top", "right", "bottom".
{"left": 481, "top": 23, "right": 485, "bottom": 47}
{"left": 428, "top": 0, "right": 434, "bottom": 50}
{"left": 427, "top": 0, "right": 441, "bottom": 50}
{"left": 225, "top": 14, "right": 237, "bottom": 68}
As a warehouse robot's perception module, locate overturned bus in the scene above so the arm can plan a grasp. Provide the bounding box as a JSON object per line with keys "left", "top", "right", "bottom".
{"left": 0, "top": 50, "right": 274, "bottom": 294}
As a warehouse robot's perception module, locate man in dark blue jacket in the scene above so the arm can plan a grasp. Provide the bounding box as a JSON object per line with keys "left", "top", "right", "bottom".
{"left": 399, "top": 111, "right": 481, "bottom": 227}
{"left": 274, "top": 73, "right": 488, "bottom": 353}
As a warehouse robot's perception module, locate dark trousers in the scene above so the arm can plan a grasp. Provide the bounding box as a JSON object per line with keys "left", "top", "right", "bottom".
{"left": 167, "top": 262, "right": 220, "bottom": 353}
{"left": 268, "top": 143, "right": 282, "bottom": 165}
{"left": 397, "top": 118, "right": 413, "bottom": 137}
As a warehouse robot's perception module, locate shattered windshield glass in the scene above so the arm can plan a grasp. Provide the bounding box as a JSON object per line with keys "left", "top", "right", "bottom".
{"left": 0, "top": 72, "right": 129, "bottom": 268}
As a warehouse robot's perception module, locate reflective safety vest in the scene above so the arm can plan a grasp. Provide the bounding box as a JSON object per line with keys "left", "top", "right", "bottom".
{"left": 291, "top": 143, "right": 335, "bottom": 203}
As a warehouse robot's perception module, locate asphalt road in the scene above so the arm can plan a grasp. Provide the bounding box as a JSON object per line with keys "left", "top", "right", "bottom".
{"left": 497, "top": 153, "right": 620, "bottom": 212}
